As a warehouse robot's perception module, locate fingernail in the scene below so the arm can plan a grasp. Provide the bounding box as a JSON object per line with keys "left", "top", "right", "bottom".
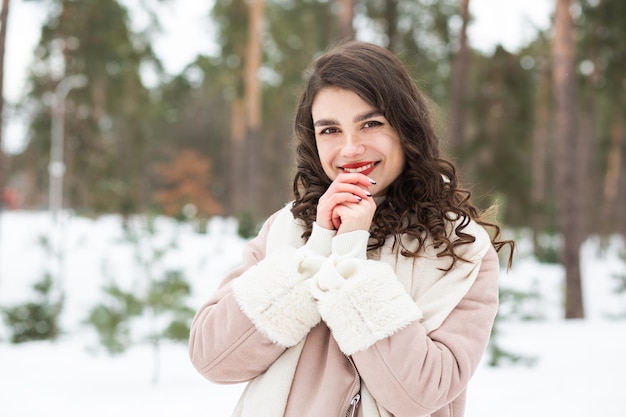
{"left": 356, "top": 195, "right": 363, "bottom": 201}
{"left": 365, "top": 192, "right": 372, "bottom": 197}
{"left": 368, "top": 177, "right": 377, "bottom": 184}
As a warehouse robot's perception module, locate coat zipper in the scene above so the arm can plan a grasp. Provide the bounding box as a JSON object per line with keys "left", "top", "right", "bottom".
{"left": 346, "top": 393, "right": 361, "bottom": 417}
{"left": 345, "top": 356, "right": 361, "bottom": 417}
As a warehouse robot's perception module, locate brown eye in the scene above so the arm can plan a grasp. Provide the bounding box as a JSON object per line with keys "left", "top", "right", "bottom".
{"left": 363, "top": 121, "right": 383, "bottom": 129}
{"left": 320, "top": 127, "right": 339, "bottom": 135}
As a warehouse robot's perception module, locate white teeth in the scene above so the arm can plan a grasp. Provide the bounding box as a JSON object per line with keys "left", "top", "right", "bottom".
{"left": 344, "top": 162, "right": 374, "bottom": 173}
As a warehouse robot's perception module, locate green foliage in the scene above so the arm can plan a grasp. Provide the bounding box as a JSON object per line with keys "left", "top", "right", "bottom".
{"left": 463, "top": 46, "right": 535, "bottom": 228}
{"left": 363, "top": 0, "right": 459, "bottom": 101}
{"left": 485, "top": 286, "right": 543, "bottom": 367}
{"left": 534, "top": 244, "right": 560, "bottom": 265}
{"left": 8, "top": 0, "right": 626, "bottom": 244}
{"left": 609, "top": 250, "right": 626, "bottom": 318}
{"left": 237, "top": 209, "right": 260, "bottom": 239}
{"left": 86, "top": 271, "right": 194, "bottom": 355}
{"left": 498, "top": 286, "right": 545, "bottom": 322}
{"left": 85, "top": 216, "right": 195, "bottom": 355}
{"left": 487, "top": 331, "right": 536, "bottom": 368}
{"left": 579, "top": 0, "right": 626, "bottom": 104}
{"left": 145, "top": 270, "right": 196, "bottom": 343}
{"left": 86, "top": 284, "right": 143, "bottom": 354}
{"left": 1, "top": 274, "right": 64, "bottom": 344}
{"left": 532, "top": 232, "right": 561, "bottom": 264}
{"left": 18, "top": 0, "right": 164, "bottom": 214}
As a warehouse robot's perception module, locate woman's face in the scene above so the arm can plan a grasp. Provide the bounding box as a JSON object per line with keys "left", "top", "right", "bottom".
{"left": 311, "top": 87, "right": 405, "bottom": 196}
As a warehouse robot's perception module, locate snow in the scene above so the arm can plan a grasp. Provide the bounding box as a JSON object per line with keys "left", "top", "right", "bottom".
{"left": 1, "top": 210, "right": 625, "bottom": 416}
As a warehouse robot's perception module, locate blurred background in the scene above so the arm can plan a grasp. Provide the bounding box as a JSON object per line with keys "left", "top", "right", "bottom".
{"left": 0, "top": 0, "right": 625, "bottom": 416}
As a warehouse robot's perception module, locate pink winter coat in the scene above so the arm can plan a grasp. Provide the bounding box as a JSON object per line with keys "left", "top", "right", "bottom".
{"left": 189, "top": 204, "right": 499, "bottom": 417}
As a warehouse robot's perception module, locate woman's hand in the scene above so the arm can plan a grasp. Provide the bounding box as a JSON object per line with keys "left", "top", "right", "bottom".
{"left": 316, "top": 173, "right": 377, "bottom": 234}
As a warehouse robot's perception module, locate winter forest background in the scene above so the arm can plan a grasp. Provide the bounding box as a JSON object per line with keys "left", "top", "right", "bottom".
{"left": 0, "top": 0, "right": 625, "bottom": 416}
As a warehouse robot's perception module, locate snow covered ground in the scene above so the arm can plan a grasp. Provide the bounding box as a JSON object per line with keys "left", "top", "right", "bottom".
{"left": 0, "top": 210, "right": 625, "bottom": 417}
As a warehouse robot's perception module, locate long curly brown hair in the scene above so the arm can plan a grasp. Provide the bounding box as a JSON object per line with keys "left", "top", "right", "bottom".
{"left": 291, "top": 41, "right": 514, "bottom": 268}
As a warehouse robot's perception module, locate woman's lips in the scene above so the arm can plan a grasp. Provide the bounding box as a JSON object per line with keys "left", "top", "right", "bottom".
{"left": 341, "top": 161, "right": 378, "bottom": 176}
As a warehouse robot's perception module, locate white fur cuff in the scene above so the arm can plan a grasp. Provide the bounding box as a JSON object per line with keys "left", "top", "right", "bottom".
{"left": 232, "top": 248, "right": 320, "bottom": 347}
{"left": 313, "top": 259, "right": 423, "bottom": 355}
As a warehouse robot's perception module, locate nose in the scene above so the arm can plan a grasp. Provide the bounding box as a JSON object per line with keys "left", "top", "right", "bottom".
{"left": 340, "top": 132, "right": 365, "bottom": 158}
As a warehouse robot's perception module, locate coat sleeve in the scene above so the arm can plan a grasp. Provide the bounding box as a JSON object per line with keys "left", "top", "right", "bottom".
{"left": 351, "top": 246, "right": 500, "bottom": 416}
{"left": 188, "top": 213, "right": 284, "bottom": 384}
{"left": 310, "top": 231, "right": 424, "bottom": 354}
{"left": 188, "top": 211, "right": 333, "bottom": 384}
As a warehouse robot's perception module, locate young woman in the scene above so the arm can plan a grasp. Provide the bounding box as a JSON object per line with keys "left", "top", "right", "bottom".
{"left": 189, "top": 41, "right": 514, "bottom": 417}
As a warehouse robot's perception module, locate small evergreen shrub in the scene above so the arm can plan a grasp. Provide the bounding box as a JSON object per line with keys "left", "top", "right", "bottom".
{"left": 610, "top": 249, "right": 626, "bottom": 318}
{"left": 1, "top": 275, "right": 64, "bottom": 343}
{"left": 85, "top": 215, "right": 195, "bottom": 356}
{"left": 486, "top": 287, "right": 542, "bottom": 367}
{"left": 237, "top": 209, "right": 259, "bottom": 239}
{"left": 86, "top": 284, "right": 143, "bottom": 354}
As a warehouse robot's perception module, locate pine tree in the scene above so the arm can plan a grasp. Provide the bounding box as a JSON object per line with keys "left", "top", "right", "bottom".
{"left": 15, "top": 0, "right": 163, "bottom": 214}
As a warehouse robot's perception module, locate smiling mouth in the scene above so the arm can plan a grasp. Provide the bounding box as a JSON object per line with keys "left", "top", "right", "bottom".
{"left": 341, "top": 161, "right": 378, "bottom": 175}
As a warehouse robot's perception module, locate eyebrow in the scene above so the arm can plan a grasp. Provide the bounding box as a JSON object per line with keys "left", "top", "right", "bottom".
{"left": 313, "top": 110, "right": 383, "bottom": 127}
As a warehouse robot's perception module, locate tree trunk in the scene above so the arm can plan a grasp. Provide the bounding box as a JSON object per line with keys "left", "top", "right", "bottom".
{"left": 602, "top": 113, "right": 623, "bottom": 229}
{"left": 0, "top": 0, "right": 10, "bottom": 209}
{"left": 384, "top": 0, "right": 398, "bottom": 50}
{"left": 530, "top": 59, "right": 551, "bottom": 253}
{"left": 244, "top": 0, "right": 264, "bottom": 218}
{"left": 449, "top": 0, "right": 470, "bottom": 150}
{"left": 552, "top": 0, "right": 585, "bottom": 319}
{"left": 230, "top": 98, "right": 246, "bottom": 216}
{"left": 576, "top": 99, "right": 595, "bottom": 241}
{"left": 338, "top": 0, "right": 355, "bottom": 41}
{"left": 0, "top": 0, "right": 11, "bottom": 286}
